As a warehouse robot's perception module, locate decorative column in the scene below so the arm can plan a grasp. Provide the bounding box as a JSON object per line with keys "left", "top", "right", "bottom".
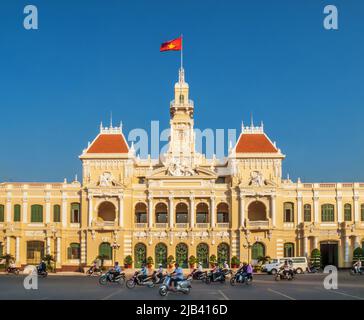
{"left": 61, "top": 192, "right": 67, "bottom": 228}
{"left": 46, "top": 237, "right": 51, "bottom": 255}
{"left": 313, "top": 236, "right": 318, "bottom": 250}
{"left": 81, "top": 231, "right": 87, "bottom": 264}
{"left": 6, "top": 236, "right": 10, "bottom": 254}
{"left": 297, "top": 192, "right": 302, "bottom": 225}
{"left": 190, "top": 195, "right": 195, "bottom": 228}
{"left": 336, "top": 192, "right": 343, "bottom": 223}
{"left": 118, "top": 194, "right": 124, "bottom": 228}
{"left": 313, "top": 191, "right": 319, "bottom": 223}
{"left": 354, "top": 236, "right": 360, "bottom": 249}
{"left": 354, "top": 194, "right": 360, "bottom": 223}
{"left": 169, "top": 194, "right": 174, "bottom": 228}
{"left": 344, "top": 236, "right": 350, "bottom": 265}
{"left": 88, "top": 194, "right": 93, "bottom": 227}
{"left": 302, "top": 236, "right": 308, "bottom": 257}
{"left": 45, "top": 192, "right": 51, "bottom": 224}
{"left": 270, "top": 194, "right": 276, "bottom": 227}
{"left": 239, "top": 192, "right": 245, "bottom": 228}
{"left": 56, "top": 237, "right": 61, "bottom": 264}
{"left": 15, "top": 237, "right": 20, "bottom": 262}
{"left": 6, "top": 191, "right": 12, "bottom": 223}
{"left": 210, "top": 195, "right": 216, "bottom": 228}
{"left": 22, "top": 192, "right": 28, "bottom": 224}
{"left": 148, "top": 194, "right": 153, "bottom": 228}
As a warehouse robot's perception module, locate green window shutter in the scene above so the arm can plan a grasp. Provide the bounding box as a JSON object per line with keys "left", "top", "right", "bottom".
{"left": 53, "top": 205, "right": 61, "bottom": 222}
{"left": 67, "top": 247, "right": 72, "bottom": 259}
{"left": 361, "top": 205, "right": 364, "bottom": 221}
{"left": 0, "top": 205, "right": 4, "bottom": 222}
{"left": 344, "top": 204, "right": 352, "bottom": 221}
{"left": 99, "top": 243, "right": 112, "bottom": 260}
{"left": 14, "top": 205, "right": 21, "bottom": 222}
{"left": 31, "top": 205, "right": 43, "bottom": 223}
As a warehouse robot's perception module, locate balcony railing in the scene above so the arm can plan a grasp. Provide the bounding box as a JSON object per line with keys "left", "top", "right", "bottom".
{"left": 95, "top": 220, "right": 116, "bottom": 228}
{"left": 216, "top": 223, "right": 230, "bottom": 229}
{"left": 135, "top": 223, "right": 147, "bottom": 229}
{"left": 196, "top": 223, "right": 209, "bottom": 229}
{"left": 175, "top": 223, "right": 189, "bottom": 229}
{"left": 155, "top": 223, "right": 168, "bottom": 228}
{"left": 247, "top": 220, "right": 270, "bottom": 229}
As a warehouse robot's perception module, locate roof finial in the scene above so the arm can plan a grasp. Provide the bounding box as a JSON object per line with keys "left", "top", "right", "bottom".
{"left": 250, "top": 112, "right": 254, "bottom": 127}
{"left": 100, "top": 121, "right": 103, "bottom": 132}
{"left": 110, "top": 111, "right": 113, "bottom": 128}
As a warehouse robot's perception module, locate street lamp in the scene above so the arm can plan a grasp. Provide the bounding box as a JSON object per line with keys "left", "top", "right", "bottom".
{"left": 243, "top": 242, "right": 253, "bottom": 264}
{"left": 111, "top": 242, "right": 120, "bottom": 265}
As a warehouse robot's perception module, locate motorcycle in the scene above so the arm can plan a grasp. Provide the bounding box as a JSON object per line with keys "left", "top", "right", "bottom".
{"left": 87, "top": 266, "right": 102, "bottom": 276}
{"left": 205, "top": 270, "right": 226, "bottom": 284}
{"left": 275, "top": 269, "right": 294, "bottom": 281}
{"left": 152, "top": 271, "right": 166, "bottom": 285}
{"left": 99, "top": 270, "right": 126, "bottom": 286}
{"left": 188, "top": 269, "right": 207, "bottom": 281}
{"left": 126, "top": 271, "right": 155, "bottom": 288}
{"left": 230, "top": 271, "right": 252, "bottom": 286}
{"left": 222, "top": 268, "right": 233, "bottom": 278}
{"left": 37, "top": 267, "right": 48, "bottom": 278}
{"left": 306, "top": 265, "right": 321, "bottom": 274}
{"left": 159, "top": 273, "right": 192, "bottom": 296}
{"left": 6, "top": 267, "right": 20, "bottom": 275}
{"left": 350, "top": 266, "right": 364, "bottom": 276}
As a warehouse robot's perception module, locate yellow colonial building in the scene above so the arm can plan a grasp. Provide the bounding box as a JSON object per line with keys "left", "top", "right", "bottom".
{"left": 1, "top": 68, "right": 364, "bottom": 271}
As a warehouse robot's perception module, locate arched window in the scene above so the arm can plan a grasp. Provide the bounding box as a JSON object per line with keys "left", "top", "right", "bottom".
{"left": 67, "top": 243, "right": 80, "bottom": 260}
{"left": 53, "top": 205, "right": 61, "bottom": 222}
{"left": 13, "top": 204, "right": 21, "bottom": 222}
{"left": 0, "top": 204, "right": 4, "bottom": 222}
{"left": 284, "top": 243, "right": 295, "bottom": 257}
{"left": 155, "top": 243, "right": 167, "bottom": 268}
{"left": 248, "top": 201, "right": 266, "bottom": 221}
{"left": 252, "top": 242, "right": 265, "bottom": 260}
{"left": 135, "top": 203, "right": 147, "bottom": 223}
{"left": 196, "top": 243, "right": 209, "bottom": 268}
{"left": 304, "top": 204, "right": 311, "bottom": 222}
{"left": 283, "top": 202, "right": 294, "bottom": 223}
{"left": 99, "top": 242, "right": 112, "bottom": 260}
{"left": 175, "top": 203, "right": 188, "bottom": 223}
{"left": 71, "top": 203, "right": 81, "bottom": 223}
{"left": 31, "top": 205, "right": 43, "bottom": 223}
{"left": 321, "top": 204, "right": 335, "bottom": 222}
{"left": 98, "top": 201, "right": 116, "bottom": 222}
{"left": 361, "top": 204, "right": 364, "bottom": 222}
{"left": 175, "top": 243, "right": 188, "bottom": 268}
{"left": 155, "top": 203, "right": 168, "bottom": 223}
{"left": 344, "top": 203, "right": 352, "bottom": 222}
{"left": 217, "top": 243, "right": 230, "bottom": 265}
{"left": 134, "top": 243, "right": 147, "bottom": 268}
{"left": 217, "top": 203, "right": 229, "bottom": 223}
{"left": 179, "top": 94, "right": 184, "bottom": 104}
{"left": 196, "top": 203, "right": 209, "bottom": 223}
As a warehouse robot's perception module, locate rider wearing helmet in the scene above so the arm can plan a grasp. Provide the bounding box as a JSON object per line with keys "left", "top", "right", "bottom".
{"left": 138, "top": 263, "right": 148, "bottom": 283}
{"left": 109, "top": 261, "right": 121, "bottom": 281}
{"left": 353, "top": 259, "right": 362, "bottom": 273}
{"left": 170, "top": 262, "right": 184, "bottom": 289}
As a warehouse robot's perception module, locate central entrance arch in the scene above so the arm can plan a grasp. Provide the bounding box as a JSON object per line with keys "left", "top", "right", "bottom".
{"left": 248, "top": 201, "right": 267, "bottom": 221}
{"left": 98, "top": 201, "right": 116, "bottom": 222}
{"left": 320, "top": 241, "right": 339, "bottom": 267}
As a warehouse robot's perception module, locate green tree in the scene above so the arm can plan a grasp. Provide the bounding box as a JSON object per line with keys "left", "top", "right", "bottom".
{"left": 124, "top": 255, "right": 133, "bottom": 267}
{"left": 353, "top": 247, "right": 364, "bottom": 263}
{"left": 43, "top": 254, "right": 55, "bottom": 272}
{"left": 0, "top": 254, "right": 15, "bottom": 269}
{"left": 311, "top": 249, "right": 321, "bottom": 268}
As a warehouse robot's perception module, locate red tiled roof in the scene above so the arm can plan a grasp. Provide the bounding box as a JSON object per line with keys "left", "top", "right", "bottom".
{"left": 87, "top": 134, "right": 129, "bottom": 153}
{"left": 235, "top": 133, "right": 277, "bottom": 153}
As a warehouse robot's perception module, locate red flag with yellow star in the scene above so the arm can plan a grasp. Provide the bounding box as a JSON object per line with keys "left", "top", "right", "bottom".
{"left": 160, "top": 37, "right": 182, "bottom": 52}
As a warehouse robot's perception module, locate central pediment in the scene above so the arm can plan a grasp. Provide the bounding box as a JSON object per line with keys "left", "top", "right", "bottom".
{"left": 147, "top": 166, "right": 217, "bottom": 180}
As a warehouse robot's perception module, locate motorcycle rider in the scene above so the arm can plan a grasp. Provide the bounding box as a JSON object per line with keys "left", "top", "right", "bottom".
{"left": 195, "top": 261, "right": 204, "bottom": 278}
{"left": 211, "top": 262, "right": 222, "bottom": 281}
{"left": 109, "top": 261, "right": 122, "bottom": 281}
{"left": 137, "top": 263, "right": 148, "bottom": 283}
{"left": 8, "top": 260, "right": 16, "bottom": 271}
{"left": 170, "top": 262, "right": 184, "bottom": 290}
{"left": 353, "top": 259, "right": 362, "bottom": 273}
{"left": 38, "top": 260, "right": 47, "bottom": 274}
{"left": 155, "top": 263, "right": 164, "bottom": 282}
{"left": 280, "top": 260, "right": 293, "bottom": 278}
{"left": 246, "top": 262, "right": 253, "bottom": 280}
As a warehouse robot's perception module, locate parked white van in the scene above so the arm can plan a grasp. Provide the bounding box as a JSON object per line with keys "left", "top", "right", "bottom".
{"left": 261, "top": 257, "right": 308, "bottom": 274}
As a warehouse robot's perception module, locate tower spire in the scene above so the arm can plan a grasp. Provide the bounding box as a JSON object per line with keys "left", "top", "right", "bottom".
{"left": 110, "top": 111, "right": 113, "bottom": 128}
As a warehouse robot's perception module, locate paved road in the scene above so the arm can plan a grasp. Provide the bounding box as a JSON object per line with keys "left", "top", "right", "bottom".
{"left": 0, "top": 272, "right": 363, "bottom": 300}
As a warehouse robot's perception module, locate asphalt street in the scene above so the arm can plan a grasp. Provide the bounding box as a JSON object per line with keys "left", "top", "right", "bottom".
{"left": 0, "top": 272, "right": 363, "bottom": 300}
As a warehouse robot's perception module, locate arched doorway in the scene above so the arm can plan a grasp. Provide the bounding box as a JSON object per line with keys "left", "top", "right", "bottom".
{"left": 98, "top": 202, "right": 116, "bottom": 222}
{"left": 196, "top": 243, "right": 209, "bottom": 268}
{"left": 134, "top": 243, "right": 147, "bottom": 268}
{"left": 248, "top": 201, "right": 266, "bottom": 221}
{"left": 175, "top": 243, "right": 188, "bottom": 268}
{"left": 155, "top": 243, "right": 167, "bottom": 268}
{"left": 98, "top": 242, "right": 112, "bottom": 261}
{"left": 251, "top": 242, "right": 265, "bottom": 261}
{"left": 27, "top": 241, "right": 45, "bottom": 264}
{"left": 217, "top": 243, "right": 230, "bottom": 265}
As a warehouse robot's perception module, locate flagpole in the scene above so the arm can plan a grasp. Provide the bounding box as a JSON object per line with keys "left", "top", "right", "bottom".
{"left": 181, "top": 34, "right": 183, "bottom": 70}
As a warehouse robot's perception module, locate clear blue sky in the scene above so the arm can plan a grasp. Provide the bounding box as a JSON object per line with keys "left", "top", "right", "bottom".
{"left": 0, "top": 0, "right": 363, "bottom": 182}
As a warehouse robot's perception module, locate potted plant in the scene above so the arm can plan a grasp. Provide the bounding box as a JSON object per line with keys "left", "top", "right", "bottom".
{"left": 147, "top": 256, "right": 154, "bottom": 269}
{"left": 310, "top": 249, "right": 321, "bottom": 268}
{"left": 231, "top": 256, "right": 240, "bottom": 268}
{"left": 43, "top": 254, "right": 55, "bottom": 272}
{"left": 188, "top": 255, "right": 197, "bottom": 269}
{"left": 124, "top": 255, "right": 133, "bottom": 268}
{"left": 352, "top": 247, "right": 364, "bottom": 264}
{"left": 0, "top": 254, "right": 15, "bottom": 269}
{"left": 167, "top": 255, "right": 175, "bottom": 269}
{"left": 209, "top": 254, "right": 217, "bottom": 267}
